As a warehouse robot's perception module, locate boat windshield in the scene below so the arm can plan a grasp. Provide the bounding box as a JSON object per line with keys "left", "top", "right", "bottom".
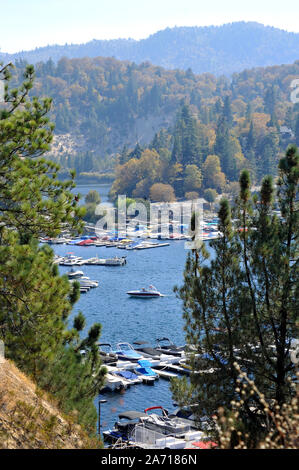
{"left": 117, "top": 342, "right": 134, "bottom": 351}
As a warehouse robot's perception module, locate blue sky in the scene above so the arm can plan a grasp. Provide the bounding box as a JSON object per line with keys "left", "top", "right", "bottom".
{"left": 1, "top": 0, "right": 299, "bottom": 52}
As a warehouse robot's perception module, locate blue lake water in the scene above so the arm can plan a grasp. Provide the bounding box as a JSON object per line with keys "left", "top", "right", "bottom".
{"left": 55, "top": 185, "right": 213, "bottom": 431}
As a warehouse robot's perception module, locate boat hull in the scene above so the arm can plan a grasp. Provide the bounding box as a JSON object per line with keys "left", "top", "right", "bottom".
{"left": 127, "top": 292, "right": 161, "bottom": 298}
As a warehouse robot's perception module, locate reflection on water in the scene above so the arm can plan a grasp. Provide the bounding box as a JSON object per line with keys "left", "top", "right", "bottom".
{"left": 72, "top": 183, "right": 112, "bottom": 205}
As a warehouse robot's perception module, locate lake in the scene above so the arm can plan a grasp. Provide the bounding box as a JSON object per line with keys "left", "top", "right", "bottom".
{"left": 55, "top": 184, "right": 212, "bottom": 432}
{"left": 54, "top": 239, "right": 213, "bottom": 432}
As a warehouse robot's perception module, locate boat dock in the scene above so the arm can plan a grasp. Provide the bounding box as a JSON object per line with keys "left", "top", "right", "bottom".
{"left": 54, "top": 255, "right": 127, "bottom": 266}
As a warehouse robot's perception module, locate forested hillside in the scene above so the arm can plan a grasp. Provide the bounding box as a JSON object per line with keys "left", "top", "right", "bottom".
{"left": 2, "top": 22, "right": 299, "bottom": 76}
{"left": 9, "top": 56, "right": 299, "bottom": 193}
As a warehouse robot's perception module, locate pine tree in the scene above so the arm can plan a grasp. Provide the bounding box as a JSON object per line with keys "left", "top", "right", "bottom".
{"left": 214, "top": 115, "right": 236, "bottom": 180}
{"left": 173, "top": 147, "right": 298, "bottom": 442}
{"left": 295, "top": 114, "right": 299, "bottom": 147}
{"left": 129, "top": 142, "right": 143, "bottom": 160}
{"left": 255, "top": 133, "right": 279, "bottom": 179}
{"left": 172, "top": 199, "right": 244, "bottom": 419}
{"left": 264, "top": 86, "right": 276, "bottom": 115}
{"left": 171, "top": 104, "right": 202, "bottom": 167}
{"left": 0, "top": 63, "right": 84, "bottom": 238}
{"left": 247, "top": 121, "right": 256, "bottom": 151}
{"left": 0, "top": 63, "right": 106, "bottom": 434}
{"left": 223, "top": 95, "right": 233, "bottom": 127}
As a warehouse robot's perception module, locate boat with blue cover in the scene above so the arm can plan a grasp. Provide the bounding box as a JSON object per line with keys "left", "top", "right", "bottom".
{"left": 135, "top": 360, "right": 159, "bottom": 384}
{"left": 113, "top": 342, "right": 144, "bottom": 362}
{"left": 115, "top": 370, "right": 143, "bottom": 385}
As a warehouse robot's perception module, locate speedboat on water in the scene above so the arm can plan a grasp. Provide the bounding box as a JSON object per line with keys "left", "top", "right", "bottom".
{"left": 78, "top": 276, "right": 99, "bottom": 287}
{"left": 127, "top": 285, "right": 163, "bottom": 298}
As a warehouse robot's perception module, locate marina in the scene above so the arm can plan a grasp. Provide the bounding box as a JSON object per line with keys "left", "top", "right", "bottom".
{"left": 2, "top": 10, "right": 297, "bottom": 450}
{"left": 50, "top": 186, "right": 218, "bottom": 440}
{"left": 102, "top": 406, "right": 216, "bottom": 449}
{"left": 53, "top": 238, "right": 215, "bottom": 435}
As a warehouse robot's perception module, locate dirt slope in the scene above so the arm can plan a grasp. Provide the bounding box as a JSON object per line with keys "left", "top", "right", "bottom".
{"left": 0, "top": 359, "right": 99, "bottom": 449}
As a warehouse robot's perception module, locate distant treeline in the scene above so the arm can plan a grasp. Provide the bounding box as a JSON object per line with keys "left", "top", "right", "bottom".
{"left": 9, "top": 55, "right": 299, "bottom": 195}
{"left": 3, "top": 22, "right": 299, "bottom": 75}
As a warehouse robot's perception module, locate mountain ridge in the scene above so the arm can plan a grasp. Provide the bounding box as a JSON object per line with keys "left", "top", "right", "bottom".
{"left": 2, "top": 22, "right": 299, "bottom": 76}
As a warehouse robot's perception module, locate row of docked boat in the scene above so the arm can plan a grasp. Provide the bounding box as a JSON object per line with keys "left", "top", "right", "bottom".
{"left": 99, "top": 339, "right": 193, "bottom": 392}
{"left": 39, "top": 216, "right": 222, "bottom": 248}
{"left": 103, "top": 406, "right": 216, "bottom": 449}
{"left": 41, "top": 235, "right": 172, "bottom": 250}
{"left": 100, "top": 340, "right": 220, "bottom": 449}
{"left": 123, "top": 240, "right": 170, "bottom": 250}
{"left": 42, "top": 233, "right": 221, "bottom": 247}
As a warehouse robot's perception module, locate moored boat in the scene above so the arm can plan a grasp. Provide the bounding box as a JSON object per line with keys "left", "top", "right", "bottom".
{"left": 127, "top": 285, "right": 162, "bottom": 298}
{"left": 113, "top": 342, "right": 144, "bottom": 362}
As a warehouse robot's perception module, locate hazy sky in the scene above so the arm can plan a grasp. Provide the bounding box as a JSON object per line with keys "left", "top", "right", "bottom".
{"left": 1, "top": 0, "right": 299, "bottom": 53}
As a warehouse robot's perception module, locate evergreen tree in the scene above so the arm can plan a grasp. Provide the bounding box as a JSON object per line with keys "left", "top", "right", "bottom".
{"left": 0, "top": 63, "right": 106, "bottom": 434}
{"left": 223, "top": 95, "right": 233, "bottom": 127}
{"left": 171, "top": 104, "right": 202, "bottom": 167}
{"left": 172, "top": 199, "right": 244, "bottom": 419}
{"left": 0, "top": 63, "right": 84, "bottom": 238}
{"left": 129, "top": 142, "right": 143, "bottom": 160}
{"left": 119, "top": 144, "right": 130, "bottom": 165}
{"left": 264, "top": 86, "right": 276, "bottom": 115}
{"left": 295, "top": 114, "right": 299, "bottom": 147}
{"left": 247, "top": 121, "right": 256, "bottom": 151}
{"left": 214, "top": 115, "right": 236, "bottom": 180}
{"left": 173, "top": 147, "right": 298, "bottom": 443}
{"left": 255, "top": 133, "right": 279, "bottom": 179}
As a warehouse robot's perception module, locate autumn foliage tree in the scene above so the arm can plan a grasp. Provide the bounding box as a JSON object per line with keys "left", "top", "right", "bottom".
{"left": 150, "top": 183, "right": 176, "bottom": 202}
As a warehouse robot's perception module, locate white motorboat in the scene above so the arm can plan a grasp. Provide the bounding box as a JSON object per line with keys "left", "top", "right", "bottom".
{"left": 105, "top": 365, "right": 143, "bottom": 386}
{"left": 113, "top": 342, "right": 145, "bottom": 362}
{"left": 103, "top": 373, "right": 126, "bottom": 391}
{"left": 60, "top": 255, "right": 85, "bottom": 266}
{"left": 66, "top": 268, "right": 84, "bottom": 279}
{"left": 70, "top": 276, "right": 99, "bottom": 288}
{"left": 90, "top": 256, "right": 127, "bottom": 266}
{"left": 79, "top": 276, "right": 99, "bottom": 287}
{"left": 133, "top": 341, "right": 181, "bottom": 364}
{"left": 127, "top": 285, "right": 163, "bottom": 298}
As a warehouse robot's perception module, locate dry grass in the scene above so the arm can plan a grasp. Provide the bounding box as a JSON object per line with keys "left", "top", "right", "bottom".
{"left": 216, "top": 364, "right": 299, "bottom": 449}
{"left": 0, "top": 359, "right": 101, "bottom": 449}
